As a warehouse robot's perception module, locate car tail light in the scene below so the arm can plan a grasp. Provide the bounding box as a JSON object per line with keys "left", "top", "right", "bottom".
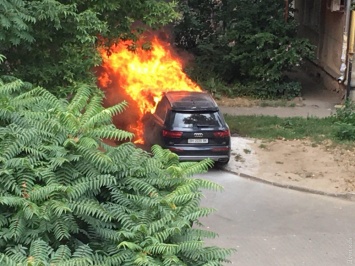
{"left": 169, "top": 147, "right": 184, "bottom": 152}
{"left": 162, "top": 130, "right": 183, "bottom": 138}
{"left": 213, "top": 130, "right": 230, "bottom": 138}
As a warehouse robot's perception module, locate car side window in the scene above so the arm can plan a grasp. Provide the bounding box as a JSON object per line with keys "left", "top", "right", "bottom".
{"left": 155, "top": 97, "right": 169, "bottom": 121}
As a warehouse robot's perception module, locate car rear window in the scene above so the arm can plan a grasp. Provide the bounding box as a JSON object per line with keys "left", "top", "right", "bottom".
{"left": 171, "top": 111, "right": 223, "bottom": 128}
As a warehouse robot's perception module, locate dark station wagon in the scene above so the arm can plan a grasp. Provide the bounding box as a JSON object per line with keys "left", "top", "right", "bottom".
{"left": 143, "top": 91, "right": 231, "bottom": 165}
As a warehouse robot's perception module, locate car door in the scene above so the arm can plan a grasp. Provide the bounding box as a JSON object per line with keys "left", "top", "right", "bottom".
{"left": 143, "top": 97, "right": 169, "bottom": 147}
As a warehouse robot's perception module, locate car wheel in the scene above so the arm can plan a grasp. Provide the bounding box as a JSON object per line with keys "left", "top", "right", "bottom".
{"left": 215, "top": 159, "right": 229, "bottom": 168}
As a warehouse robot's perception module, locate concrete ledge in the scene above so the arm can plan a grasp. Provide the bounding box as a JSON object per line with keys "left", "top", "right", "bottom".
{"left": 222, "top": 168, "right": 355, "bottom": 202}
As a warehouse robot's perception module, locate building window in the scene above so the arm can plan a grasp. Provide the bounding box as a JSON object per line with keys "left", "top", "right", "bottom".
{"left": 327, "top": 0, "right": 345, "bottom": 12}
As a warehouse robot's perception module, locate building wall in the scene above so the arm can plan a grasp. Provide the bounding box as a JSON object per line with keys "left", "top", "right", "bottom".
{"left": 295, "top": 0, "right": 345, "bottom": 92}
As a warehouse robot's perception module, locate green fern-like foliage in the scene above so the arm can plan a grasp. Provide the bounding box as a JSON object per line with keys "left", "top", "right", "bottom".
{"left": 0, "top": 77, "right": 234, "bottom": 265}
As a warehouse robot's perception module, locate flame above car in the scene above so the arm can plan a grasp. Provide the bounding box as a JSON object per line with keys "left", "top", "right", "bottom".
{"left": 97, "top": 35, "right": 202, "bottom": 143}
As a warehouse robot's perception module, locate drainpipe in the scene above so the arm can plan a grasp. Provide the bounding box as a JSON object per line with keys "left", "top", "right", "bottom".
{"left": 338, "top": 0, "right": 352, "bottom": 83}
{"left": 347, "top": 10, "right": 355, "bottom": 98}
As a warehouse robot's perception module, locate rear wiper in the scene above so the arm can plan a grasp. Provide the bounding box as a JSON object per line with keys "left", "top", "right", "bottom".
{"left": 197, "top": 124, "right": 213, "bottom": 127}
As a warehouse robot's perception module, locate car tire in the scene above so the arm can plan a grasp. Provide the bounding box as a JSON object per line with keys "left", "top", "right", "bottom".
{"left": 215, "top": 159, "right": 229, "bottom": 168}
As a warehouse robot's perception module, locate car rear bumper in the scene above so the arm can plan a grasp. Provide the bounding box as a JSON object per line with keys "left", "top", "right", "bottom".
{"left": 177, "top": 155, "right": 230, "bottom": 162}
{"left": 166, "top": 145, "right": 230, "bottom": 162}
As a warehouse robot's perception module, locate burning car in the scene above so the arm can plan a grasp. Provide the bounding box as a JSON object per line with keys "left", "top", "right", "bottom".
{"left": 97, "top": 34, "right": 230, "bottom": 165}
{"left": 143, "top": 91, "right": 231, "bottom": 165}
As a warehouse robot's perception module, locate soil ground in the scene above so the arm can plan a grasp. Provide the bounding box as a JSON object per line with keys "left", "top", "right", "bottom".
{"left": 225, "top": 137, "right": 355, "bottom": 194}
{"left": 217, "top": 70, "right": 355, "bottom": 195}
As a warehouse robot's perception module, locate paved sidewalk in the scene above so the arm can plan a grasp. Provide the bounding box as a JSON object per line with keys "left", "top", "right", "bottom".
{"left": 219, "top": 85, "right": 342, "bottom": 118}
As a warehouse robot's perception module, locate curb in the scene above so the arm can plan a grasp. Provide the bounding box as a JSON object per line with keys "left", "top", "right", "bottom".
{"left": 222, "top": 168, "right": 355, "bottom": 202}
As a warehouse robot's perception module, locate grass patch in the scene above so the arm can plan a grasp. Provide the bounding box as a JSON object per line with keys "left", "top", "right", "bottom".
{"left": 243, "top": 148, "right": 251, "bottom": 154}
{"left": 224, "top": 99, "right": 355, "bottom": 148}
{"left": 259, "top": 143, "right": 268, "bottom": 149}
{"left": 225, "top": 114, "right": 340, "bottom": 143}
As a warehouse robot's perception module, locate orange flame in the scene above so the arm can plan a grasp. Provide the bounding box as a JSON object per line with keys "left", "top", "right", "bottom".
{"left": 97, "top": 36, "right": 202, "bottom": 143}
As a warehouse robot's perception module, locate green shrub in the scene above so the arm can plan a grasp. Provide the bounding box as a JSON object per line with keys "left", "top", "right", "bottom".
{"left": 0, "top": 77, "right": 233, "bottom": 265}
{"left": 253, "top": 81, "right": 302, "bottom": 100}
{"left": 335, "top": 100, "right": 355, "bottom": 124}
{"left": 198, "top": 77, "right": 235, "bottom": 98}
{"left": 175, "top": 0, "right": 314, "bottom": 99}
{"left": 333, "top": 100, "right": 355, "bottom": 141}
{"left": 0, "top": 0, "right": 181, "bottom": 97}
{"left": 334, "top": 122, "right": 355, "bottom": 141}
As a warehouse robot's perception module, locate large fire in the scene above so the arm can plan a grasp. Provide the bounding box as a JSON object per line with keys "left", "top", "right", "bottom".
{"left": 97, "top": 35, "right": 202, "bottom": 144}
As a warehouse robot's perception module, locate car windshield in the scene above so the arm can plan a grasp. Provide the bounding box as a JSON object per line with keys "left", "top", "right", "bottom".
{"left": 171, "top": 111, "right": 223, "bottom": 128}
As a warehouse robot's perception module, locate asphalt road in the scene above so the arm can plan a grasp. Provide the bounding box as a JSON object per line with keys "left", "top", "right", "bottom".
{"left": 196, "top": 169, "right": 355, "bottom": 266}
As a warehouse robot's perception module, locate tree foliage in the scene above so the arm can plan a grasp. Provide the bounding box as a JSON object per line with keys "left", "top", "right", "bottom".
{"left": 0, "top": 77, "right": 233, "bottom": 265}
{"left": 174, "top": 0, "right": 315, "bottom": 99}
{"left": 0, "top": 0, "right": 180, "bottom": 96}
